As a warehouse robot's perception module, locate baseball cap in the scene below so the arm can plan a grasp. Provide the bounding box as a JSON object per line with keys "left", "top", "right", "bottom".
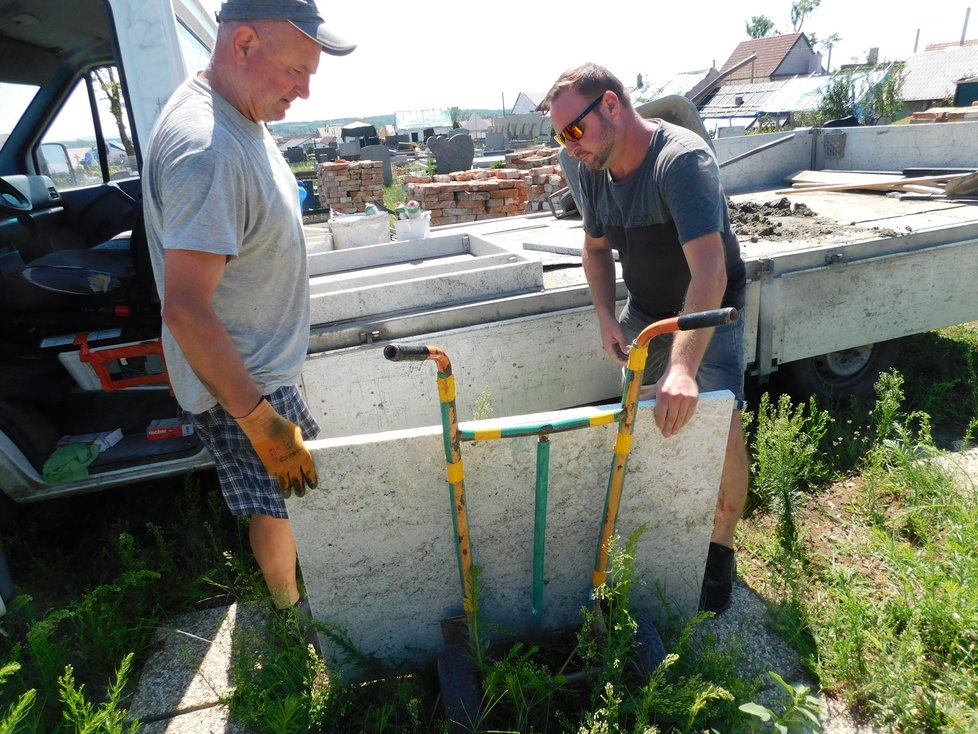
{"left": 216, "top": 0, "right": 356, "bottom": 56}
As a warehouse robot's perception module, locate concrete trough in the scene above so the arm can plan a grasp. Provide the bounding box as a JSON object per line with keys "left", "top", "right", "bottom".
{"left": 306, "top": 233, "right": 543, "bottom": 324}
{"left": 292, "top": 393, "right": 732, "bottom": 674}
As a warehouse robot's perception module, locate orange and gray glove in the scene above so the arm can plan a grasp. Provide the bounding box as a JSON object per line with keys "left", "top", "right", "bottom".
{"left": 235, "top": 399, "right": 317, "bottom": 498}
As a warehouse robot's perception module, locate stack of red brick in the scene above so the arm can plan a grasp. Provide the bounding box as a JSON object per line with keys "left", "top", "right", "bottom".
{"left": 316, "top": 160, "right": 384, "bottom": 214}
{"left": 401, "top": 169, "right": 528, "bottom": 226}
{"left": 504, "top": 149, "right": 568, "bottom": 213}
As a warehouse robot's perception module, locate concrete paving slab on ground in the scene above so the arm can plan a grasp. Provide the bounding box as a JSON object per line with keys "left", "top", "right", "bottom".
{"left": 127, "top": 602, "right": 265, "bottom": 733}
{"left": 293, "top": 392, "right": 733, "bottom": 675}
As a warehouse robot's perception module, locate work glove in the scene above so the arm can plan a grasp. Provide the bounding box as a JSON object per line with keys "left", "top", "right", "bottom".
{"left": 235, "top": 399, "right": 317, "bottom": 498}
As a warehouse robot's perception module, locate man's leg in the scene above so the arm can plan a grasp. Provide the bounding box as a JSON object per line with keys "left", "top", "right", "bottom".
{"left": 712, "top": 410, "right": 749, "bottom": 547}
{"left": 249, "top": 513, "right": 300, "bottom": 610}
{"left": 700, "top": 410, "right": 749, "bottom": 613}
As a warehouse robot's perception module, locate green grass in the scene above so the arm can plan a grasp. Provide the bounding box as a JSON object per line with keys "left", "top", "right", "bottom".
{"left": 3, "top": 326, "right": 978, "bottom": 731}
{"left": 740, "top": 357, "right": 978, "bottom": 733}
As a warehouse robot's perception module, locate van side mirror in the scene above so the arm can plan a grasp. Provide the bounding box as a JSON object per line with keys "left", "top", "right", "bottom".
{"left": 39, "top": 142, "right": 77, "bottom": 187}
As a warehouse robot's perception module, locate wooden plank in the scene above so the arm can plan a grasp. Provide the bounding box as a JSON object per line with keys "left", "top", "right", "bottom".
{"left": 775, "top": 172, "right": 976, "bottom": 195}
{"left": 786, "top": 170, "right": 905, "bottom": 187}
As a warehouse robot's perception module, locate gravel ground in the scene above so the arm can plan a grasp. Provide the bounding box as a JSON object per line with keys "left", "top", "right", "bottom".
{"left": 700, "top": 581, "right": 879, "bottom": 733}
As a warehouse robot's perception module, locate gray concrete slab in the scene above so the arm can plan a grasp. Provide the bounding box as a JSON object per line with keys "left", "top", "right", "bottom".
{"left": 293, "top": 393, "right": 732, "bottom": 676}
{"left": 127, "top": 602, "right": 266, "bottom": 733}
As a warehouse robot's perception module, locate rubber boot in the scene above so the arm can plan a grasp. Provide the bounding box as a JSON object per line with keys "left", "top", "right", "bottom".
{"left": 279, "top": 596, "right": 322, "bottom": 657}
{"left": 699, "top": 542, "right": 735, "bottom": 614}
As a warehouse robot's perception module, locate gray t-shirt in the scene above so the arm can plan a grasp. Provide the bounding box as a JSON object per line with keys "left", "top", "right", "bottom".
{"left": 577, "top": 119, "right": 746, "bottom": 319}
{"left": 143, "top": 75, "right": 310, "bottom": 413}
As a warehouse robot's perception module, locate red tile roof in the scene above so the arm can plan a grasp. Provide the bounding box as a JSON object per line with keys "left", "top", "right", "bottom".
{"left": 924, "top": 38, "right": 978, "bottom": 51}
{"left": 719, "top": 33, "right": 810, "bottom": 82}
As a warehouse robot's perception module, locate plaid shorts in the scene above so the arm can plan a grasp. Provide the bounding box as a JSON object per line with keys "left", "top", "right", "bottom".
{"left": 618, "top": 299, "right": 746, "bottom": 409}
{"left": 190, "top": 385, "right": 321, "bottom": 519}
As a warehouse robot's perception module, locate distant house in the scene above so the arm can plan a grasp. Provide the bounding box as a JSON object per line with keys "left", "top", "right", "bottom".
{"left": 510, "top": 92, "right": 546, "bottom": 114}
{"left": 718, "top": 33, "right": 824, "bottom": 84}
{"left": 697, "top": 76, "right": 830, "bottom": 134}
{"left": 395, "top": 108, "right": 452, "bottom": 143}
{"left": 900, "top": 39, "right": 978, "bottom": 111}
{"left": 277, "top": 135, "right": 316, "bottom": 154}
{"left": 464, "top": 113, "right": 489, "bottom": 141}
{"left": 956, "top": 76, "right": 978, "bottom": 107}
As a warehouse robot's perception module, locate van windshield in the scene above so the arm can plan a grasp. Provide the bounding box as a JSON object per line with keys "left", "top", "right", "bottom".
{"left": 0, "top": 82, "right": 41, "bottom": 156}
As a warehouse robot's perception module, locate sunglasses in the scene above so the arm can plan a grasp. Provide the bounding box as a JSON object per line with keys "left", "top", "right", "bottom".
{"left": 553, "top": 93, "right": 605, "bottom": 147}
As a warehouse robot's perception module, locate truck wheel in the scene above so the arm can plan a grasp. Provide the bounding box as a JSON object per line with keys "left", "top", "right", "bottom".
{"left": 437, "top": 643, "right": 481, "bottom": 733}
{"left": 784, "top": 339, "right": 901, "bottom": 400}
{"left": 634, "top": 615, "right": 666, "bottom": 677}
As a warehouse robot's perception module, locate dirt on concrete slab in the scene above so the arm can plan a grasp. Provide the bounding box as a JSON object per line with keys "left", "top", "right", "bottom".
{"left": 728, "top": 197, "right": 900, "bottom": 244}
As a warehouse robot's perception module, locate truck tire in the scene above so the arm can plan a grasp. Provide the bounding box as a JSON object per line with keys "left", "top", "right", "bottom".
{"left": 783, "top": 339, "right": 901, "bottom": 401}
{"left": 437, "top": 643, "right": 481, "bottom": 733}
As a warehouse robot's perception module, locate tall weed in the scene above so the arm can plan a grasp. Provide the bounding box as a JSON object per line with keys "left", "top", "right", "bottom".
{"left": 749, "top": 392, "right": 830, "bottom": 550}
{"left": 801, "top": 371, "right": 978, "bottom": 732}
{"left": 0, "top": 661, "right": 35, "bottom": 733}
{"left": 58, "top": 653, "right": 138, "bottom": 734}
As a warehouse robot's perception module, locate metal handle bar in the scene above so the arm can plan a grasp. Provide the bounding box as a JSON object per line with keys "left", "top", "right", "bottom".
{"left": 677, "top": 306, "right": 738, "bottom": 332}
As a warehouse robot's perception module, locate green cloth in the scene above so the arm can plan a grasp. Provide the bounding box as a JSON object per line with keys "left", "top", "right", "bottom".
{"left": 42, "top": 443, "right": 99, "bottom": 483}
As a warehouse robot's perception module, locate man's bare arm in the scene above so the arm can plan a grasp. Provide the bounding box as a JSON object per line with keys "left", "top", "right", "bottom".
{"left": 583, "top": 232, "right": 628, "bottom": 364}
{"left": 655, "top": 231, "right": 727, "bottom": 437}
{"left": 162, "top": 249, "right": 262, "bottom": 418}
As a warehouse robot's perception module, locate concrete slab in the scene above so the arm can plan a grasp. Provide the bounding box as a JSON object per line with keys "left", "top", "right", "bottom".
{"left": 293, "top": 393, "right": 732, "bottom": 675}
{"left": 127, "top": 602, "right": 266, "bottom": 733}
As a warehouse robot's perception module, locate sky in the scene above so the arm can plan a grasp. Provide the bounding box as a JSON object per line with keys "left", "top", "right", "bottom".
{"left": 209, "top": 1, "right": 977, "bottom": 123}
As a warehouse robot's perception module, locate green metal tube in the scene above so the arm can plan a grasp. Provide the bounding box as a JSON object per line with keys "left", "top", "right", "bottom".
{"left": 532, "top": 435, "right": 551, "bottom": 637}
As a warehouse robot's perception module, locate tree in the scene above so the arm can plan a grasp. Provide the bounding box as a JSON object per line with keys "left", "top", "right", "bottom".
{"left": 790, "top": 0, "right": 821, "bottom": 32}
{"left": 93, "top": 66, "right": 135, "bottom": 157}
{"left": 816, "top": 72, "right": 856, "bottom": 122}
{"left": 449, "top": 106, "right": 462, "bottom": 130}
{"left": 746, "top": 15, "right": 777, "bottom": 38}
{"left": 862, "top": 68, "right": 904, "bottom": 124}
{"left": 814, "top": 66, "right": 905, "bottom": 125}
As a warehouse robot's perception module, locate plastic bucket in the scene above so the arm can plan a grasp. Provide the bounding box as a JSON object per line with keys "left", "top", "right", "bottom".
{"left": 394, "top": 213, "right": 431, "bottom": 241}
{"left": 328, "top": 211, "right": 390, "bottom": 249}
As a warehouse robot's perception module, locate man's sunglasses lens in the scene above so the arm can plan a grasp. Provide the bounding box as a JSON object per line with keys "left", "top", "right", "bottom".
{"left": 563, "top": 124, "right": 584, "bottom": 141}
{"left": 555, "top": 123, "right": 585, "bottom": 147}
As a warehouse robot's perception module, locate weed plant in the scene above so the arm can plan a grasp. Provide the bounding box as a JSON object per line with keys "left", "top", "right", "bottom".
{"left": 742, "top": 367, "right": 978, "bottom": 733}
{"left": 0, "top": 474, "right": 251, "bottom": 731}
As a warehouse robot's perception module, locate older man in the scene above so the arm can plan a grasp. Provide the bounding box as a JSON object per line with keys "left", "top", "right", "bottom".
{"left": 143, "top": 0, "right": 354, "bottom": 630}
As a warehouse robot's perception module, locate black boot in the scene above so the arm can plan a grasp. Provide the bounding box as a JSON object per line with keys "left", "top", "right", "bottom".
{"left": 279, "top": 596, "right": 323, "bottom": 657}
{"left": 699, "top": 542, "right": 735, "bottom": 614}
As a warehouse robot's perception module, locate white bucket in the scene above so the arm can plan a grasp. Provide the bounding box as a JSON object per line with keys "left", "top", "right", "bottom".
{"left": 328, "top": 212, "right": 390, "bottom": 249}
{"left": 394, "top": 212, "right": 431, "bottom": 241}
